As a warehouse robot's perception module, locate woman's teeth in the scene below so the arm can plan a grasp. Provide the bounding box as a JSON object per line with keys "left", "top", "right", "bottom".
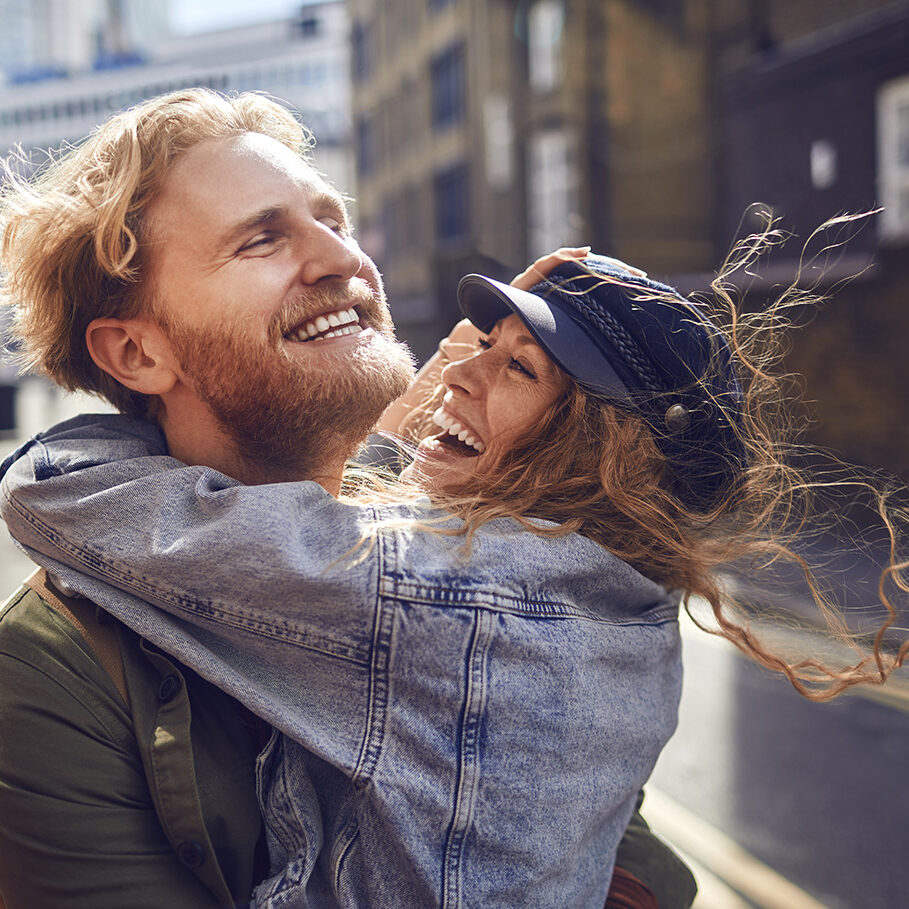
{"left": 432, "top": 407, "right": 485, "bottom": 453}
{"left": 287, "top": 308, "right": 361, "bottom": 342}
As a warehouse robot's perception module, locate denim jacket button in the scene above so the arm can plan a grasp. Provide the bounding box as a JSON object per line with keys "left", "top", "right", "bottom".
{"left": 177, "top": 840, "right": 206, "bottom": 868}
{"left": 157, "top": 674, "right": 181, "bottom": 702}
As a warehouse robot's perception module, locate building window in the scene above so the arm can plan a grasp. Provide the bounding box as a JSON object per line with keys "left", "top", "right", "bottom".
{"left": 484, "top": 94, "right": 514, "bottom": 190}
{"left": 356, "top": 114, "right": 376, "bottom": 178}
{"left": 528, "top": 0, "right": 564, "bottom": 92}
{"left": 402, "top": 184, "right": 423, "bottom": 252}
{"left": 810, "top": 139, "right": 837, "bottom": 190}
{"left": 352, "top": 20, "right": 373, "bottom": 83}
{"left": 297, "top": 15, "right": 319, "bottom": 38}
{"left": 434, "top": 163, "right": 470, "bottom": 242}
{"left": 878, "top": 76, "right": 909, "bottom": 241}
{"left": 431, "top": 43, "right": 466, "bottom": 129}
{"left": 527, "top": 128, "right": 579, "bottom": 258}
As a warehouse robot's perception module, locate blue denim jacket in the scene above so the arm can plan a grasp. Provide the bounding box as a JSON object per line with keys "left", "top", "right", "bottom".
{"left": 0, "top": 415, "right": 682, "bottom": 908}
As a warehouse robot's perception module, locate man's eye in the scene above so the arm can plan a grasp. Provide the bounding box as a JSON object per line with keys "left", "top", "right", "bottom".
{"left": 477, "top": 337, "right": 492, "bottom": 350}
{"left": 239, "top": 234, "right": 275, "bottom": 252}
{"left": 320, "top": 216, "right": 347, "bottom": 234}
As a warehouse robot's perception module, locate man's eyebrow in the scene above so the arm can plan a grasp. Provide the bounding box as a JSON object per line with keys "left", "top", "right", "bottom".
{"left": 314, "top": 190, "right": 349, "bottom": 217}
{"left": 218, "top": 206, "right": 284, "bottom": 250}
{"left": 217, "top": 193, "right": 349, "bottom": 250}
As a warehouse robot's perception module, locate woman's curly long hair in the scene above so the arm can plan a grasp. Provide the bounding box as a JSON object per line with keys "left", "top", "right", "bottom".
{"left": 368, "top": 214, "right": 909, "bottom": 701}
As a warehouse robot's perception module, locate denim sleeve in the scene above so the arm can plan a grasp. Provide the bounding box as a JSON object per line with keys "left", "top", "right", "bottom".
{"left": 0, "top": 415, "right": 389, "bottom": 740}
{"left": 0, "top": 415, "right": 379, "bottom": 618}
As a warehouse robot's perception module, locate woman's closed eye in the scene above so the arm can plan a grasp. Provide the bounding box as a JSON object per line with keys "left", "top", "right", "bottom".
{"left": 477, "top": 336, "right": 537, "bottom": 379}
{"left": 509, "top": 358, "right": 537, "bottom": 379}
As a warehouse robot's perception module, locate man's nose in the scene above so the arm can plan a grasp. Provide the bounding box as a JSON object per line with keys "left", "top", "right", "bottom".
{"left": 296, "top": 221, "right": 363, "bottom": 285}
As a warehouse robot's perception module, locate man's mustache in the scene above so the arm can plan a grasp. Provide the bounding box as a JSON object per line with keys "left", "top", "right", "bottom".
{"left": 275, "top": 278, "right": 384, "bottom": 337}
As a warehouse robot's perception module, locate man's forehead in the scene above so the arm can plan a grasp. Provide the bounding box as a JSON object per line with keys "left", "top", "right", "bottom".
{"left": 166, "top": 133, "right": 322, "bottom": 196}
{"left": 148, "top": 132, "right": 335, "bottom": 239}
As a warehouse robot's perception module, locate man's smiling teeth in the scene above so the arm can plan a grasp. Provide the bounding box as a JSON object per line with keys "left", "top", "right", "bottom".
{"left": 287, "top": 308, "right": 360, "bottom": 342}
{"left": 432, "top": 407, "right": 485, "bottom": 453}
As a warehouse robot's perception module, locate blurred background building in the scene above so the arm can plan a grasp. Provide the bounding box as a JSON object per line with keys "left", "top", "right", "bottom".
{"left": 0, "top": 0, "right": 350, "bottom": 187}
{"left": 349, "top": 0, "right": 909, "bottom": 478}
{"left": 1, "top": 0, "right": 908, "bottom": 477}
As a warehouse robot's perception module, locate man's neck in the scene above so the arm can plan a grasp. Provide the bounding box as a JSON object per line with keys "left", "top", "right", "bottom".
{"left": 159, "top": 403, "right": 347, "bottom": 495}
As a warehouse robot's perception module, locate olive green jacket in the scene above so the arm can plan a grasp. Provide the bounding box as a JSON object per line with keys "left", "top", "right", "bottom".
{"left": 0, "top": 576, "right": 695, "bottom": 908}
{"left": 0, "top": 580, "right": 264, "bottom": 908}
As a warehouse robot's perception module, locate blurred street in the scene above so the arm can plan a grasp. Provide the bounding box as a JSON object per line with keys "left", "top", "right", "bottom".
{"left": 2, "top": 387, "right": 908, "bottom": 909}
{"left": 648, "top": 612, "right": 909, "bottom": 908}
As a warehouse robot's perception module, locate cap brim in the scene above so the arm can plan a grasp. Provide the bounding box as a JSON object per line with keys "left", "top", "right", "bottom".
{"left": 457, "top": 274, "right": 634, "bottom": 402}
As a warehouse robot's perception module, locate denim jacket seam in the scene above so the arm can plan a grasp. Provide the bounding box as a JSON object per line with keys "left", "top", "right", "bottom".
{"left": 442, "top": 609, "right": 494, "bottom": 909}
{"left": 352, "top": 519, "right": 393, "bottom": 785}
{"left": 28, "top": 438, "right": 62, "bottom": 481}
{"left": 380, "top": 575, "right": 678, "bottom": 626}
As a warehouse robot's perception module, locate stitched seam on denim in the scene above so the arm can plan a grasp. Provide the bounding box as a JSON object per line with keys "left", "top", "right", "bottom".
{"left": 258, "top": 741, "right": 317, "bottom": 900}
{"left": 381, "top": 578, "right": 678, "bottom": 626}
{"left": 255, "top": 736, "right": 292, "bottom": 901}
{"left": 441, "top": 609, "right": 492, "bottom": 909}
{"left": 381, "top": 577, "right": 578, "bottom": 617}
{"left": 5, "top": 497, "right": 371, "bottom": 665}
{"left": 352, "top": 525, "right": 393, "bottom": 786}
{"left": 331, "top": 826, "right": 362, "bottom": 900}
{"left": 30, "top": 438, "right": 63, "bottom": 480}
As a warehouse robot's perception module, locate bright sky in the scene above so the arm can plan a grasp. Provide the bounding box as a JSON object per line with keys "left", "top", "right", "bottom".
{"left": 170, "top": 0, "right": 316, "bottom": 34}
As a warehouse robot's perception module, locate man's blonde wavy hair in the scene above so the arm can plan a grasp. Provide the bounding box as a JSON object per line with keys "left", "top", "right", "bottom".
{"left": 0, "top": 88, "right": 313, "bottom": 415}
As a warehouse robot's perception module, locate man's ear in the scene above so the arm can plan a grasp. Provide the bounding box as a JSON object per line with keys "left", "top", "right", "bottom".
{"left": 86, "top": 317, "right": 180, "bottom": 396}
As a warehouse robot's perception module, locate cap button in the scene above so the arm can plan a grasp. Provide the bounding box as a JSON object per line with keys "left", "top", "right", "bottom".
{"left": 664, "top": 404, "right": 690, "bottom": 431}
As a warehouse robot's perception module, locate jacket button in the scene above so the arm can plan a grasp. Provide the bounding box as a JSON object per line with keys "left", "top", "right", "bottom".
{"left": 177, "top": 840, "right": 206, "bottom": 868}
{"left": 157, "top": 675, "right": 181, "bottom": 702}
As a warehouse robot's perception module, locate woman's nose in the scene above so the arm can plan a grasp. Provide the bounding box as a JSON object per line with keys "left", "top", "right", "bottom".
{"left": 441, "top": 352, "right": 485, "bottom": 397}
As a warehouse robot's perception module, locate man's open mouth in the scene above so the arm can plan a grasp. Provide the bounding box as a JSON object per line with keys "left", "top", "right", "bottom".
{"left": 285, "top": 307, "right": 361, "bottom": 342}
{"left": 431, "top": 407, "right": 485, "bottom": 455}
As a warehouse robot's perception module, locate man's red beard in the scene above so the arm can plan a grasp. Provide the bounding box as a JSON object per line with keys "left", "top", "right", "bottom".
{"left": 158, "top": 279, "right": 415, "bottom": 482}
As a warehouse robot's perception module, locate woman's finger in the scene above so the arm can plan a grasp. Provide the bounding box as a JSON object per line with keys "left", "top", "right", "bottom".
{"left": 510, "top": 247, "right": 590, "bottom": 290}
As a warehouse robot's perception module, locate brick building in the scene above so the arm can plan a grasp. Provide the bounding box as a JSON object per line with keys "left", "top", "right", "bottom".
{"left": 716, "top": 1, "right": 909, "bottom": 474}
{"left": 349, "top": 0, "right": 909, "bottom": 474}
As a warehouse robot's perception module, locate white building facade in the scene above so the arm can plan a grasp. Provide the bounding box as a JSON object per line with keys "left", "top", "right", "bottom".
{"left": 0, "top": 1, "right": 352, "bottom": 192}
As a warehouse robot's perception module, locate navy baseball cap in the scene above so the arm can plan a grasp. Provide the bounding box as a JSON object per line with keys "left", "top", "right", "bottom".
{"left": 457, "top": 255, "right": 748, "bottom": 509}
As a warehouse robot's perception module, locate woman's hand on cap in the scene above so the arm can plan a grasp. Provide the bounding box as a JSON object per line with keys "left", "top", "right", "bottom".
{"left": 511, "top": 247, "right": 591, "bottom": 290}
{"left": 510, "top": 248, "right": 648, "bottom": 291}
